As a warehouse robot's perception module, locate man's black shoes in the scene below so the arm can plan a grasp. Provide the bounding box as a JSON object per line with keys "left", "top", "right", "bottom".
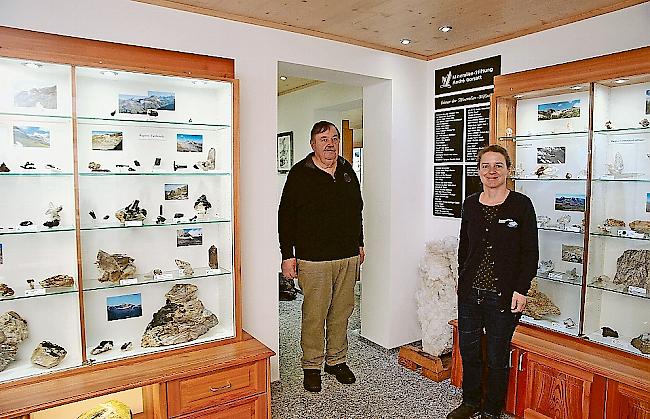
{"left": 446, "top": 403, "right": 481, "bottom": 419}
{"left": 303, "top": 369, "right": 321, "bottom": 392}
{"left": 324, "top": 362, "right": 356, "bottom": 384}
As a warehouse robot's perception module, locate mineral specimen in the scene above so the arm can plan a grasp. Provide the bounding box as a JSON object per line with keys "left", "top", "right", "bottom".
{"left": 0, "top": 341, "right": 18, "bottom": 372}
{"left": 77, "top": 400, "right": 132, "bottom": 419}
{"left": 607, "top": 152, "right": 624, "bottom": 176}
{"left": 141, "top": 284, "right": 218, "bottom": 347}
{"left": 96, "top": 250, "right": 137, "bottom": 283}
{"left": 563, "top": 318, "right": 576, "bottom": 328}
{"left": 538, "top": 260, "right": 554, "bottom": 274}
{"left": 175, "top": 259, "right": 194, "bottom": 276}
{"left": 565, "top": 268, "right": 579, "bottom": 280}
{"left": 613, "top": 249, "right": 650, "bottom": 292}
{"left": 39, "top": 274, "right": 74, "bottom": 288}
{"left": 88, "top": 162, "right": 109, "bottom": 172}
{"left": 209, "top": 245, "right": 219, "bottom": 269}
{"left": 115, "top": 200, "right": 147, "bottom": 223}
{"left": 631, "top": 333, "right": 650, "bottom": 354}
{"left": 194, "top": 195, "right": 212, "bottom": 215}
{"left": 0, "top": 311, "right": 28, "bottom": 372}
{"left": 26, "top": 279, "right": 35, "bottom": 289}
{"left": 640, "top": 118, "right": 650, "bottom": 128}
{"left": 89, "top": 210, "right": 97, "bottom": 220}
{"left": 31, "top": 341, "right": 67, "bottom": 368}
{"left": 46, "top": 164, "right": 61, "bottom": 172}
{"left": 605, "top": 218, "right": 626, "bottom": 227}
{"left": 153, "top": 269, "right": 163, "bottom": 276}
{"left": 565, "top": 172, "right": 572, "bottom": 179}
{"left": 173, "top": 161, "right": 187, "bottom": 171}
{"left": 602, "top": 327, "right": 619, "bottom": 338}
{"left": 43, "top": 202, "right": 62, "bottom": 228}
{"left": 537, "top": 215, "right": 550, "bottom": 227}
{"left": 156, "top": 204, "right": 166, "bottom": 224}
{"left": 19, "top": 220, "right": 33, "bottom": 226}
{"left": 0, "top": 162, "right": 9, "bottom": 172}
{"left": 523, "top": 280, "right": 561, "bottom": 320}
{"left": 535, "top": 165, "right": 558, "bottom": 177}
{"left": 605, "top": 120, "right": 613, "bottom": 129}
{"left": 120, "top": 342, "right": 133, "bottom": 351}
{"left": 0, "top": 283, "right": 14, "bottom": 297}
{"left": 20, "top": 162, "right": 36, "bottom": 170}
{"left": 629, "top": 220, "right": 650, "bottom": 235}
{"left": 196, "top": 148, "right": 216, "bottom": 171}
{"left": 416, "top": 237, "right": 459, "bottom": 356}
{"left": 556, "top": 215, "right": 571, "bottom": 229}
{"left": 91, "top": 340, "right": 113, "bottom": 355}
{"left": 174, "top": 213, "right": 184, "bottom": 219}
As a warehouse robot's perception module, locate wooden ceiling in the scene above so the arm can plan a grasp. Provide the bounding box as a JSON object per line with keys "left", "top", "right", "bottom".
{"left": 136, "top": 0, "right": 645, "bottom": 60}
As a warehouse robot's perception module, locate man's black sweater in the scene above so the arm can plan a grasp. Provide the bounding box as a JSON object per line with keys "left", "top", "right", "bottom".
{"left": 458, "top": 191, "right": 539, "bottom": 308}
{"left": 279, "top": 153, "right": 363, "bottom": 262}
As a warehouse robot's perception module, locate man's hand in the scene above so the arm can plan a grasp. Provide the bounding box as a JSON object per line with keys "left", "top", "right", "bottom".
{"left": 359, "top": 247, "right": 365, "bottom": 264}
{"left": 511, "top": 291, "right": 527, "bottom": 313}
{"left": 281, "top": 258, "right": 297, "bottom": 279}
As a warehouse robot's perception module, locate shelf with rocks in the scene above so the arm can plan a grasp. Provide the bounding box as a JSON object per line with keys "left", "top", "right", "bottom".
{"left": 535, "top": 270, "right": 583, "bottom": 286}
{"left": 80, "top": 217, "right": 231, "bottom": 232}
{"left": 76, "top": 116, "right": 230, "bottom": 130}
{"left": 538, "top": 225, "right": 585, "bottom": 234}
{"left": 0, "top": 172, "right": 74, "bottom": 177}
{"left": 78, "top": 171, "right": 230, "bottom": 177}
{"left": 587, "top": 279, "right": 650, "bottom": 301}
{"left": 498, "top": 131, "right": 589, "bottom": 142}
{"left": 520, "top": 316, "right": 580, "bottom": 337}
{"left": 594, "top": 126, "right": 650, "bottom": 135}
{"left": 83, "top": 266, "right": 231, "bottom": 292}
{"left": 584, "top": 329, "right": 650, "bottom": 359}
{"left": 0, "top": 225, "right": 76, "bottom": 236}
{"left": 511, "top": 177, "right": 587, "bottom": 181}
{"left": 590, "top": 230, "right": 650, "bottom": 241}
{"left": 592, "top": 177, "right": 650, "bottom": 182}
{"left": 0, "top": 111, "right": 72, "bottom": 120}
{"left": 0, "top": 284, "right": 78, "bottom": 301}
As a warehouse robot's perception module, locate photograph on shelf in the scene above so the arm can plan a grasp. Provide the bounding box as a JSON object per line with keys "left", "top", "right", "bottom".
{"left": 646, "top": 193, "right": 650, "bottom": 212}
{"left": 91, "top": 130, "right": 124, "bottom": 151}
{"left": 561, "top": 244, "right": 583, "bottom": 264}
{"left": 554, "top": 193, "right": 586, "bottom": 212}
{"left": 537, "top": 147, "right": 566, "bottom": 164}
{"left": 107, "top": 293, "right": 143, "bottom": 321}
{"left": 646, "top": 89, "right": 650, "bottom": 114}
{"left": 118, "top": 90, "right": 175, "bottom": 114}
{"left": 13, "top": 125, "right": 50, "bottom": 148}
{"left": 537, "top": 99, "right": 580, "bottom": 120}
{"left": 164, "top": 183, "right": 189, "bottom": 200}
{"left": 277, "top": 131, "right": 293, "bottom": 173}
{"left": 0, "top": 243, "right": 3, "bottom": 264}
{"left": 177, "top": 227, "right": 203, "bottom": 247}
{"left": 176, "top": 133, "right": 203, "bottom": 152}
{"left": 13, "top": 81, "right": 57, "bottom": 110}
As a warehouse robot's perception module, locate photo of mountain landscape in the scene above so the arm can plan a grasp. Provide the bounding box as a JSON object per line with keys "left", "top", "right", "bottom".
{"left": 92, "top": 130, "right": 123, "bottom": 150}
{"left": 646, "top": 90, "right": 649, "bottom": 115}
{"left": 562, "top": 244, "right": 583, "bottom": 263}
{"left": 177, "top": 227, "right": 203, "bottom": 247}
{"left": 538, "top": 99, "right": 581, "bottom": 121}
{"left": 177, "top": 133, "right": 203, "bottom": 152}
{"left": 13, "top": 82, "right": 57, "bottom": 109}
{"left": 537, "top": 146, "right": 566, "bottom": 164}
{"left": 13, "top": 125, "right": 50, "bottom": 147}
{"left": 164, "top": 183, "right": 189, "bottom": 200}
{"left": 555, "top": 193, "right": 586, "bottom": 212}
{"left": 106, "top": 293, "right": 142, "bottom": 321}
{"left": 119, "top": 90, "right": 175, "bottom": 114}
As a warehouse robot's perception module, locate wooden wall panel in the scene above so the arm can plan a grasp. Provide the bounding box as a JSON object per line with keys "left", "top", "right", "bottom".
{"left": 606, "top": 381, "right": 650, "bottom": 419}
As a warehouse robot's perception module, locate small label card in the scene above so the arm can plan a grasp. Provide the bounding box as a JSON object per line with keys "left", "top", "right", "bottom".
{"left": 565, "top": 226, "right": 581, "bottom": 232}
{"left": 119, "top": 277, "right": 138, "bottom": 286}
{"left": 125, "top": 220, "right": 144, "bottom": 227}
{"left": 154, "top": 273, "right": 173, "bottom": 281}
{"left": 139, "top": 133, "right": 165, "bottom": 140}
{"left": 206, "top": 268, "right": 222, "bottom": 275}
{"left": 18, "top": 225, "right": 38, "bottom": 232}
{"left": 25, "top": 288, "right": 46, "bottom": 296}
{"left": 548, "top": 272, "right": 564, "bottom": 280}
{"left": 175, "top": 218, "right": 189, "bottom": 224}
{"left": 629, "top": 286, "right": 647, "bottom": 296}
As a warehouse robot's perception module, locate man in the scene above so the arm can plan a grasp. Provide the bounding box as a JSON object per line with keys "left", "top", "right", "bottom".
{"left": 278, "top": 120, "right": 365, "bottom": 393}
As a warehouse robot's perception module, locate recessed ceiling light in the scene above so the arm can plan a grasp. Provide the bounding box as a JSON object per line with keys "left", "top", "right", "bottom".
{"left": 614, "top": 79, "right": 628, "bottom": 84}
{"left": 513, "top": 94, "right": 524, "bottom": 99}
{"left": 100, "top": 70, "right": 118, "bottom": 77}
{"left": 400, "top": 38, "right": 411, "bottom": 45}
{"left": 23, "top": 62, "right": 42, "bottom": 69}
{"left": 570, "top": 85, "right": 583, "bottom": 90}
{"left": 280, "top": 76, "right": 287, "bottom": 81}
{"left": 438, "top": 26, "right": 452, "bottom": 33}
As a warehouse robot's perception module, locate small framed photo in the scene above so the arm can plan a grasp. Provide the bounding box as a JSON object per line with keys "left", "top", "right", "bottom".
{"left": 277, "top": 131, "right": 293, "bottom": 173}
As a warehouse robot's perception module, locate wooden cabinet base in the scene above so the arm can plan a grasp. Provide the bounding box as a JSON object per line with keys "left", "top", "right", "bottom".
{"left": 175, "top": 395, "right": 267, "bottom": 419}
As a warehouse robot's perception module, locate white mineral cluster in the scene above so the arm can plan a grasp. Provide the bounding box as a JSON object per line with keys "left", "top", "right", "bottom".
{"left": 416, "top": 237, "right": 459, "bottom": 357}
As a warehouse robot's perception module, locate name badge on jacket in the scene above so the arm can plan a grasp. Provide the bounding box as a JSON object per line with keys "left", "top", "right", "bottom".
{"left": 499, "top": 218, "right": 518, "bottom": 228}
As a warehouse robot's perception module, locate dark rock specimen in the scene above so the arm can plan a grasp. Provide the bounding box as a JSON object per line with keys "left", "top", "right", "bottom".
{"left": 0, "top": 283, "right": 14, "bottom": 297}
{"left": 120, "top": 342, "right": 133, "bottom": 351}
{"left": 19, "top": 221, "right": 33, "bottom": 227}
{"left": 631, "top": 333, "right": 650, "bottom": 354}
{"left": 141, "top": 284, "right": 218, "bottom": 347}
{"left": 31, "top": 341, "right": 67, "bottom": 368}
{"left": 194, "top": 195, "right": 212, "bottom": 215}
{"left": 0, "top": 163, "right": 9, "bottom": 172}
{"left": 601, "top": 326, "right": 619, "bottom": 338}
{"left": 613, "top": 250, "right": 650, "bottom": 292}
{"left": 174, "top": 213, "right": 184, "bottom": 219}
{"left": 96, "top": 250, "right": 136, "bottom": 283}
{"left": 91, "top": 340, "right": 113, "bottom": 355}
{"left": 115, "top": 200, "right": 147, "bottom": 223}
{"left": 89, "top": 210, "right": 97, "bottom": 220}
{"left": 20, "top": 162, "right": 36, "bottom": 170}
{"left": 208, "top": 246, "right": 219, "bottom": 269}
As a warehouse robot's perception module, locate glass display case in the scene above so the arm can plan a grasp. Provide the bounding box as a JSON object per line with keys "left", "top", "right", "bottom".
{"left": 495, "top": 74, "right": 650, "bottom": 359}
{"left": 0, "top": 56, "right": 238, "bottom": 382}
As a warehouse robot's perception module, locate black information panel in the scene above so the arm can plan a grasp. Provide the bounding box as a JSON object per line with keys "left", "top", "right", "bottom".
{"left": 435, "top": 89, "right": 493, "bottom": 111}
{"left": 434, "top": 110, "right": 464, "bottom": 163}
{"left": 465, "top": 105, "right": 490, "bottom": 162}
{"left": 464, "top": 165, "right": 482, "bottom": 199}
{"left": 433, "top": 165, "right": 463, "bottom": 218}
{"left": 435, "top": 55, "right": 501, "bottom": 95}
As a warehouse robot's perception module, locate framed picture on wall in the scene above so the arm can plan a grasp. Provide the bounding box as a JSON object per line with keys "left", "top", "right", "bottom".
{"left": 277, "top": 131, "right": 293, "bottom": 173}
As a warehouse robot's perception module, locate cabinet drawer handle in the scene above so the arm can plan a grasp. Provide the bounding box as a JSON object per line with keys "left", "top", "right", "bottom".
{"left": 209, "top": 382, "right": 232, "bottom": 392}
{"left": 517, "top": 353, "right": 525, "bottom": 372}
{"left": 508, "top": 349, "right": 515, "bottom": 368}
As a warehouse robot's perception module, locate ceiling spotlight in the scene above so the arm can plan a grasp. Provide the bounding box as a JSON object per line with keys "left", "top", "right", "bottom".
{"left": 280, "top": 76, "right": 287, "bottom": 81}
{"left": 513, "top": 94, "right": 524, "bottom": 99}
{"left": 100, "top": 70, "right": 119, "bottom": 77}
{"left": 614, "top": 79, "right": 628, "bottom": 84}
{"left": 400, "top": 38, "right": 411, "bottom": 45}
{"left": 438, "top": 26, "right": 453, "bottom": 33}
{"left": 570, "top": 85, "right": 583, "bottom": 90}
{"left": 23, "top": 62, "right": 43, "bottom": 69}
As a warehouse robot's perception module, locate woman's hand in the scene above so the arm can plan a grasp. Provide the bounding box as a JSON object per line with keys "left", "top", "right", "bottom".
{"left": 511, "top": 291, "right": 527, "bottom": 313}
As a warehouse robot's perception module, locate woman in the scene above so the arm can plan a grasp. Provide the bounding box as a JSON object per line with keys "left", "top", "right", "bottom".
{"left": 447, "top": 144, "right": 538, "bottom": 419}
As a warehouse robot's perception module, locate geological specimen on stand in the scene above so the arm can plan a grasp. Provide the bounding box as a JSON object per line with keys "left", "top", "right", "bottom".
{"left": 631, "top": 333, "right": 650, "bottom": 354}
{"left": 39, "top": 274, "right": 74, "bottom": 288}
{"left": 613, "top": 249, "right": 650, "bottom": 292}
{"left": 194, "top": 194, "right": 212, "bottom": 216}
{"left": 31, "top": 341, "right": 67, "bottom": 368}
{"left": 415, "top": 237, "right": 458, "bottom": 356}
{"left": 175, "top": 259, "right": 194, "bottom": 276}
{"left": 208, "top": 245, "right": 219, "bottom": 269}
{"left": 629, "top": 220, "right": 650, "bottom": 235}
{"left": 0, "top": 283, "right": 14, "bottom": 297}
{"left": 195, "top": 148, "right": 216, "bottom": 171}
{"left": 96, "top": 250, "right": 136, "bottom": 283}
{"left": 43, "top": 202, "right": 63, "bottom": 228}
{"left": 141, "top": 284, "right": 218, "bottom": 347}
{"left": 0, "top": 311, "right": 28, "bottom": 372}
{"left": 77, "top": 400, "right": 132, "bottom": 419}
{"left": 607, "top": 152, "right": 624, "bottom": 176}
{"left": 523, "top": 280, "right": 561, "bottom": 320}
{"left": 115, "top": 200, "right": 147, "bottom": 223}
{"left": 91, "top": 340, "right": 114, "bottom": 355}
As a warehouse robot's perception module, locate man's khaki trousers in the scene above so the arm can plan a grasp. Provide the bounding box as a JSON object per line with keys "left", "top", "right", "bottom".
{"left": 297, "top": 256, "right": 360, "bottom": 369}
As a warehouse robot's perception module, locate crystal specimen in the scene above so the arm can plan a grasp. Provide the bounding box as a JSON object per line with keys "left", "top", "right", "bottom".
{"left": 31, "top": 341, "right": 67, "bottom": 368}
{"left": 96, "top": 250, "right": 136, "bottom": 283}
{"left": 39, "top": 274, "right": 74, "bottom": 288}
{"left": 607, "top": 152, "right": 624, "bottom": 176}
{"left": 141, "top": 284, "right": 218, "bottom": 347}
{"left": 175, "top": 259, "right": 194, "bottom": 276}
{"left": 115, "top": 200, "right": 147, "bottom": 223}
{"left": 208, "top": 245, "right": 219, "bottom": 269}
{"left": 91, "top": 340, "right": 113, "bottom": 355}
{"left": 43, "top": 202, "right": 63, "bottom": 228}
{"left": 196, "top": 148, "right": 216, "bottom": 171}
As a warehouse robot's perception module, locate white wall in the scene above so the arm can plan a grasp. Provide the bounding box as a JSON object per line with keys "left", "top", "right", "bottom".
{"left": 426, "top": 3, "right": 650, "bottom": 242}
{"left": 0, "top": 0, "right": 429, "bottom": 381}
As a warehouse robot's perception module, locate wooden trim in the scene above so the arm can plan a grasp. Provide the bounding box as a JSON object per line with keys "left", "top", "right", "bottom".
{"left": 265, "top": 358, "right": 272, "bottom": 419}
{"left": 135, "top": 0, "right": 429, "bottom": 61}
{"left": 0, "top": 26, "right": 234, "bottom": 79}
{"left": 493, "top": 45, "right": 650, "bottom": 97}
{"left": 425, "top": 0, "right": 647, "bottom": 61}
{"left": 342, "top": 120, "right": 353, "bottom": 164}
{"left": 141, "top": 384, "right": 168, "bottom": 419}
{"left": 232, "top": 79, "right": 243, "bottom": 342}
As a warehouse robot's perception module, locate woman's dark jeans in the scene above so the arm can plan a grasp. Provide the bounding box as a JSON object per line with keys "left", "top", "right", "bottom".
{"left": 458, "top": 288, "right": 519, "bottom": 415}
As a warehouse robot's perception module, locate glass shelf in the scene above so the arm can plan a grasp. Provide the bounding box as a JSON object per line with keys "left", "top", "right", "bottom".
{"left": 539, "top": 226, "right": 584, "bottom": 234}
{"left": 0, "top": 225, "right": 76, "bottom": 236}
{"left": 0, "top": 286, "right": 78, "bottom": 301}
{"left": 80, "top": 218, "right": 230, "bottom": 231}
{"left": 79, "top": 171, "right": 231, "bottom": 177}
{"left": 588, "top": 282, "right": 650, "bottom": 300}
{"left": 590, "top": 231, "right": 650, "bottom": 241}
{"left": 84, "top": 266, "right": 231, "bottom": 291}
{"left": 520, "top": 316, "right": 580, "bottom": 337}
{"left": 536, "top": 271, "right": 582, "bottom": 286}
{"left": 0, "top": 111, "right": 72, "bottom": 120}
{"left": 498, "top": 131, "right": 588, "bottom": 141}
{"left": 512, "top": 177, "right": 587, "bottom": 181}
{"left": 0, "top": 172, "right": 73, "bottom": 177}
{"left": 592, "top": 176, "right": 650, "bottom": 182}
{"left": 594, "top": 127, "right": 650, "bottom": 135}
{"left": 585, "top": 330, "right": 650, "bottom": 359}
{"left": 77, "top": 116, "right": 230, "bottom": 130}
